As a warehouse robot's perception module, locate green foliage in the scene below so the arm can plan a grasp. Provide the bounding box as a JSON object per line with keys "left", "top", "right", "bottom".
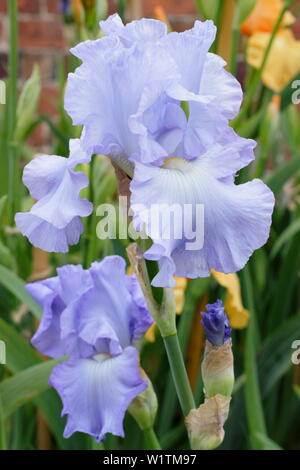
{"left": 0, "top": 0, "right": 299, "bottom": 452}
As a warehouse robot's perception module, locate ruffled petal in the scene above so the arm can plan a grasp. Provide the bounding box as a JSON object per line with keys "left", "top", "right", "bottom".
{"left": 161, "top": 22, "right": 216, "bottom": 96}
{"left": 65, "top": 34, "right": 179, "bottom": 163}
{"left": 29, "top": 265, "right": 94, "bottom": 358}
{"left": 182, "top": 53, "right": 242, "bottom": 157}
{"left": 131, "top": 143, "right": 274, "bottom": 287}
{"left": 101, "top": 14, "right": 167, "bottom": 45}
{"left": 50, "top": 347, "right": 147, "bottom": 441}
{"left": 200, "top": 53, "right": 243, "bottom": 119}
{"left": 28, "top": 277, "right": 66, "bottom": 358}
{"left": 58, "top": 256, "right": 153, "bottom": 357}
{"left": 15, "top": 139, "right": 93, "bottom": 253}
{"left": 125, "top": 275, "right": 154, "bottom": 340}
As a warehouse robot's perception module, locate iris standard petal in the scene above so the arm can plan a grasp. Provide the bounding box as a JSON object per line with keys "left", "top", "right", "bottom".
{"left": 50, "top": 347, "right": 147, "bottom": 441}
{"left": 65, "top": 33, "right": 179, "bottom": 164}
{"left": 15, "top": 140, "right": 93, "bottom": 253}
{"left": 162, "top": 22, "right": 216, "bottom": 96}
{"left": 101, "top": 14, "right": 167, "bottom": 45}
{"left": 131, "top": 144, "right": 274, "bottom": 288}
{"left": 29, "top": 265, "right": 93, "bottom": 358}
{"left": 58, "top": 256, "right": 153, "bottom": 357}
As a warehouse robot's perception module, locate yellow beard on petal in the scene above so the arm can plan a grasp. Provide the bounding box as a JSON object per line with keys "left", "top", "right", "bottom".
{"left": 162, "top": 157, "right": 191, "bottom": 171}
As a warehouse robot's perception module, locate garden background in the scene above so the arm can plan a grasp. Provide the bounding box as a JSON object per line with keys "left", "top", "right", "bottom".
{"left": 0, "top": 0, "right": 300, "bottom": 451}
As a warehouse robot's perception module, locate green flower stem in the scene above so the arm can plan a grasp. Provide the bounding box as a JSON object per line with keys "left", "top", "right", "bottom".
{"left": 127, "top": 244, "right": 195, "bottom": 428}
{"left": 7, "top": 0, "right": 18, "bottom": 225}
{"left": 0, "top": 396, "right": 6, "bottom": 450}
{"left": 233, "top": 3, "right": 289, "bottom": 128}
{"left": 162, "top": 334, "right": 195, "bottom": 417}
{"left": 241, "top": 267, "right": 267, "bottom": 450}
{"left": 143, "top": 427, "right": 161, "bottom": 450}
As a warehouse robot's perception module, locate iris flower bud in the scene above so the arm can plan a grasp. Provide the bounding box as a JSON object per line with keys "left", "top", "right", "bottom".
{"left": 201, "top": 300, "right": 234, "bottom": 398}
{"left": 128, "top": 369, "right": 158, "bottom": 432}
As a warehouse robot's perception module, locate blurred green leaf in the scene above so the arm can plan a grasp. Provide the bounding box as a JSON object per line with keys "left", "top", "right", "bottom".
{"left": 0, "top": 359, "right": 60, "bottom": 418}
{"left": 281, "top": 105, "right": 300, "bottom": 154}
{"left": 0, "top": 395, "right": 6, "bottom": 450}
{"left": 15, "top": 65, "right": 41, "bottom": 143}
{"left": 235, "top": 0, "right": 256, "bottom": 25}
{"left": 259, "top": 314, "right": 300, "bottom": 395}
{"left": 0, "top": 195, "right": 7, "bottom": 225}
{"left": 271, "top": 219, "right": 300, "bottom": 258}
{"left": 264, "top": 157, "right": 300, "bottom": 195}
{"left": 195, "top": 0, "right": 220, "bottom": 21}
{"left": 0, "top": 240, "right": 15, "bottom": 269}
{"left": 96, "top": 0, "right": 108, "bottom": 22}
{"left": 0, "top": 318, "right": 40, "bottom": 371}
{"left": 267, "top": 233, "right": 300, "bottom": 331}
{"left": 0, "top": 265, "right": 41, "bottom": 318}
{"left": 253, "top": 433, "right": 283, "bottom": 450}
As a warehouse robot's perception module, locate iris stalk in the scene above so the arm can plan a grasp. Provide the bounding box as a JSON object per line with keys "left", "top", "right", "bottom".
{"left": 128, "top": 244, "right": 196, "bottom": 427}
{"left": 143, "top": 427, "right": 161, "bottom": 450}
{"left": 162, "top": 334, "right": 196, "bottom": 417}
{"left": 7, "top": 0, "right": 18, "bottom": 225}
{"left": 217, "top": 0, "right": 235, "bottom": 66}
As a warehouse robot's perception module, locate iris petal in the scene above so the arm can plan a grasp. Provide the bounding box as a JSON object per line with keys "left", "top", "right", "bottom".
{"left": 29, "top": 257, "right": 153, "bottom": 359}
{"left": 15, "top": 140, "right": 93, "bottom": 253}
{"left": 131, "top": 143, "right": 274, "bottom": 287}
{"left": 50, "top": 347, "right": 146, "bottom": 441}
{"left": 65, "top": 34, "right": 179, "bottom": 164}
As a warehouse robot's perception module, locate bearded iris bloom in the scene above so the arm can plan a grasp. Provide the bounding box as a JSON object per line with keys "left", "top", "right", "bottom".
{"left": 15, "top": 139, "right": 93, "bottom": 253}
{"left": 65, "top": 15, "right": 244, "bottom": 167}
{"left": 17, "top": 15, "right": 274, "bottom": 289}
{"left": 27, "top": 256, "right": 153, "bottom": 441}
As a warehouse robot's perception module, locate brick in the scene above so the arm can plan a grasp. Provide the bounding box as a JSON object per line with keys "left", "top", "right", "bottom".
{"left": 143, "top": 0, "right": 197, "bottom": 17}
{"left": 169, "top": 16, "right": 198, "bottom": 33}
{"left": 0, "top": 0, "right": 40, "bottom": 14}
{"left": 20, "top": 52, "right": 63, "bottom": 82}
{"left": 27, "top": 122, "right": 46, "bottom": 148}
{"left": 47, "top": 0, "right": 60, "bottom": 14}
{"left": 19, "top": 19, "right": 66, "bottom": 49}
{"left": 0, "top": 52, "right": 7, "bottom": 78}
{"left": 39, "top": 86, "right": 59, "bottom": 115}
{"left": 292, "top": 23, "right": 300, "bottom": 40}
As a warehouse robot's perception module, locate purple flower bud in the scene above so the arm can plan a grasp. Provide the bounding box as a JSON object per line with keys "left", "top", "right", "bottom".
{"left": 60, "top": 0, "right": 70, "bottom": 14}
{"left": 201, "top": 300, "right": 231, "bottom": 347}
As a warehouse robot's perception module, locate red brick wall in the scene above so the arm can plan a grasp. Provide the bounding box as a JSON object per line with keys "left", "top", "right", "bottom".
{"left": 0, "top": 0, "right": 299, "bottom": 148}
{"left": 0, "top": 0, "right": 198, "bottom": 148}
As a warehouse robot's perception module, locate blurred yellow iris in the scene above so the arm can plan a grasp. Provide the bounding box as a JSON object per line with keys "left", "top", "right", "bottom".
{"left": 145, "top": 276, "right": 188, "bottom": 342}
{"left": 247, "top": 29, "right": 300, "bottom": 92}
{"left": 241, "top": 0, "right": 299, "bottom": 92}
{"left": 240, "top": 0, "right": 295, "bottom": 36}
{"left": 211, "top": 270, "right": 250, "bottom": 329}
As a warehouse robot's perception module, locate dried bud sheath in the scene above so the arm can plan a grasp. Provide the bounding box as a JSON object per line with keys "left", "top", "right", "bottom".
{"left": 185, "top": 395, "right": 231, "bottom": 450}
{"left": 202, "top": 340, "right": 234, "bottom": 398}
